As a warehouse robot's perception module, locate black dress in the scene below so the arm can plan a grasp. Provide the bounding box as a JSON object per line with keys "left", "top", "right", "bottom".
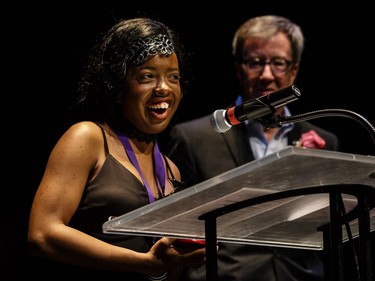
{"left": 29, "top": 124, "right": 160, "bottom": 280}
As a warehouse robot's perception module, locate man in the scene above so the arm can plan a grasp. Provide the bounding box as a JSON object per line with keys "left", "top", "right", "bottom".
{"left": 165, "top": 15, "right": 339, "bottom": 280}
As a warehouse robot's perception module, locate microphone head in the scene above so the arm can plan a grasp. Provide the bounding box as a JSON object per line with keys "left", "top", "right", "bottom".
{"left": 210, "top": 109, "right": 232, "bottom": 133}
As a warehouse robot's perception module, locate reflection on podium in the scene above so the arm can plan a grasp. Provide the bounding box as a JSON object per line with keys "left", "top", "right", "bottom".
{"left": 103, "top": 147, "right": 375, "bottom": 281}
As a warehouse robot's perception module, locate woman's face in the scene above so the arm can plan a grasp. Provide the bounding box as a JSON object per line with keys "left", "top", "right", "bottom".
{"left": 121, "top": 53, "right": 182, "bottom": 135}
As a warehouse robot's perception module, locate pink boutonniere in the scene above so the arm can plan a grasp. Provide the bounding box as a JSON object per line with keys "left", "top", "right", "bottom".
{"left": 294, "top": 130, "right": 326, "bottom": 149}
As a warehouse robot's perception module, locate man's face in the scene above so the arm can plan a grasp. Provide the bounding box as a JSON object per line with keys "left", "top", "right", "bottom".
{"left": 235, "top": 32, "right": 299, "bottom": 108}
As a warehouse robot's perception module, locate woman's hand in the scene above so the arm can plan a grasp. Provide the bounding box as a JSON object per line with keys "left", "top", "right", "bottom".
{"left": 146, "top": 237, "right": 206, "bottom": 279}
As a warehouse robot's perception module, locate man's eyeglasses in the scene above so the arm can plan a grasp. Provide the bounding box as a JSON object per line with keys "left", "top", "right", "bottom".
{"left": 242, "top": 57, "right": 294, "bottom": 76}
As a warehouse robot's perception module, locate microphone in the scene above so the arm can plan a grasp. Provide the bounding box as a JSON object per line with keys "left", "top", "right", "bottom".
{"left": 210, "top": 85, "right": 301, "bottom": 133}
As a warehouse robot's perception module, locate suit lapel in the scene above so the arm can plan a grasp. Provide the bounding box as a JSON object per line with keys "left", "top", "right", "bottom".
{"left": 221, "top": 123, "right": 254, "bottom": 166}
{"left": 287, "top": 122, "right": 303, "bottom": 145}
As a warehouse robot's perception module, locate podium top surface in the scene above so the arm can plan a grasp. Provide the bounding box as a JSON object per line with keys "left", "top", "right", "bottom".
{"left": 103, "top": 147, "right": 375, "bottom": 250}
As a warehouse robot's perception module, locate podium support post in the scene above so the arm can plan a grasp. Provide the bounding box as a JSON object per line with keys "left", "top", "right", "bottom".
{"left": 205, "top": 218, "right": 218, "bottom": 280}
{"left": 357, "top": 191, "right": 373, "bottom": 281}
{"left": 328, "top": 190, "right": 345, "bottom": 281}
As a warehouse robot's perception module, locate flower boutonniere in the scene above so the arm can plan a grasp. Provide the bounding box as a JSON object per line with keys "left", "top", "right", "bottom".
{"left": 294, "top": 129, "right": 326, "bottom": 149}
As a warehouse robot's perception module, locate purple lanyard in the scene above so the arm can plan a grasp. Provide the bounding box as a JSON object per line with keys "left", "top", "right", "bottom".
{"left": 117, "top": 135, "right": 166, "bottom": 203}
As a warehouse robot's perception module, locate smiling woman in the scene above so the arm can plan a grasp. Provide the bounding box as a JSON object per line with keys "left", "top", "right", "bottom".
{"left": 27, "top": 17, "right": 205, "bottom": 280}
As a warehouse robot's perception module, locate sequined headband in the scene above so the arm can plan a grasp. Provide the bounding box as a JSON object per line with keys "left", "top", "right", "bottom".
{"left": 128, "top": 34, "right": 175, "bottom": 65}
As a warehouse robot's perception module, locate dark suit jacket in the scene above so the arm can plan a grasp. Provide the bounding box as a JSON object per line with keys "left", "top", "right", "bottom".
{"left": 164, "top": 113, "right": 340, "bottom": 281}
{"left": 167, "top": 114, "right": 339, "bottom": 188}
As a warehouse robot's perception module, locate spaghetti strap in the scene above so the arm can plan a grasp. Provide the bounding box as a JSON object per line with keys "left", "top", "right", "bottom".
{"left": 161, "top": 153, "right": 175, "bottom": 180}
{"left": 160, "top": 153, "right": 185, "bottom": 190}
{"left": 94, "top": 122, "right": 109, "bottom": 155}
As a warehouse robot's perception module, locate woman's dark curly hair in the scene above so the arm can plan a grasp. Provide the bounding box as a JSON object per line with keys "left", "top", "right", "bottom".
{"left": 71, "top": 17, "right": 189, "bottom": 124}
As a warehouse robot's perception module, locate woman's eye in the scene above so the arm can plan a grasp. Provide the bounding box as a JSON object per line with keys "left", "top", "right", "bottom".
{"left": 169, "top": 74, "right": 181, "bottom": 82}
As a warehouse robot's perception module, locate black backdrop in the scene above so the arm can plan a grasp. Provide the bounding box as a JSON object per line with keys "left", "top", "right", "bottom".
{"left": 4, "top": 2, "right": 374, "bottom": 279}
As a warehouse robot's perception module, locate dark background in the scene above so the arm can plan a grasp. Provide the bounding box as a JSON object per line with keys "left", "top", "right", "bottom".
{"left": 4, "top": 2, "right": 374, "bottom": 279}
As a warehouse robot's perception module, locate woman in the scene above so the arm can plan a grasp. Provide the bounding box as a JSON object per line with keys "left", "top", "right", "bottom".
{"left": 27, "top": 17, "right": 205, "bottom": 280}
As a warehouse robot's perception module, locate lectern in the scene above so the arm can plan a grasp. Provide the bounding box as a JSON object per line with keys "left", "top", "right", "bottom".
{"left": 103, "top": 147, "right": 375, "bottom": 280}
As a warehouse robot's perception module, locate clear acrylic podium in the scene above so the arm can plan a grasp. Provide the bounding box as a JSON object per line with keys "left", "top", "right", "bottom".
{"left": 103, "top": 146, "right": 375, "bottom": 280}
